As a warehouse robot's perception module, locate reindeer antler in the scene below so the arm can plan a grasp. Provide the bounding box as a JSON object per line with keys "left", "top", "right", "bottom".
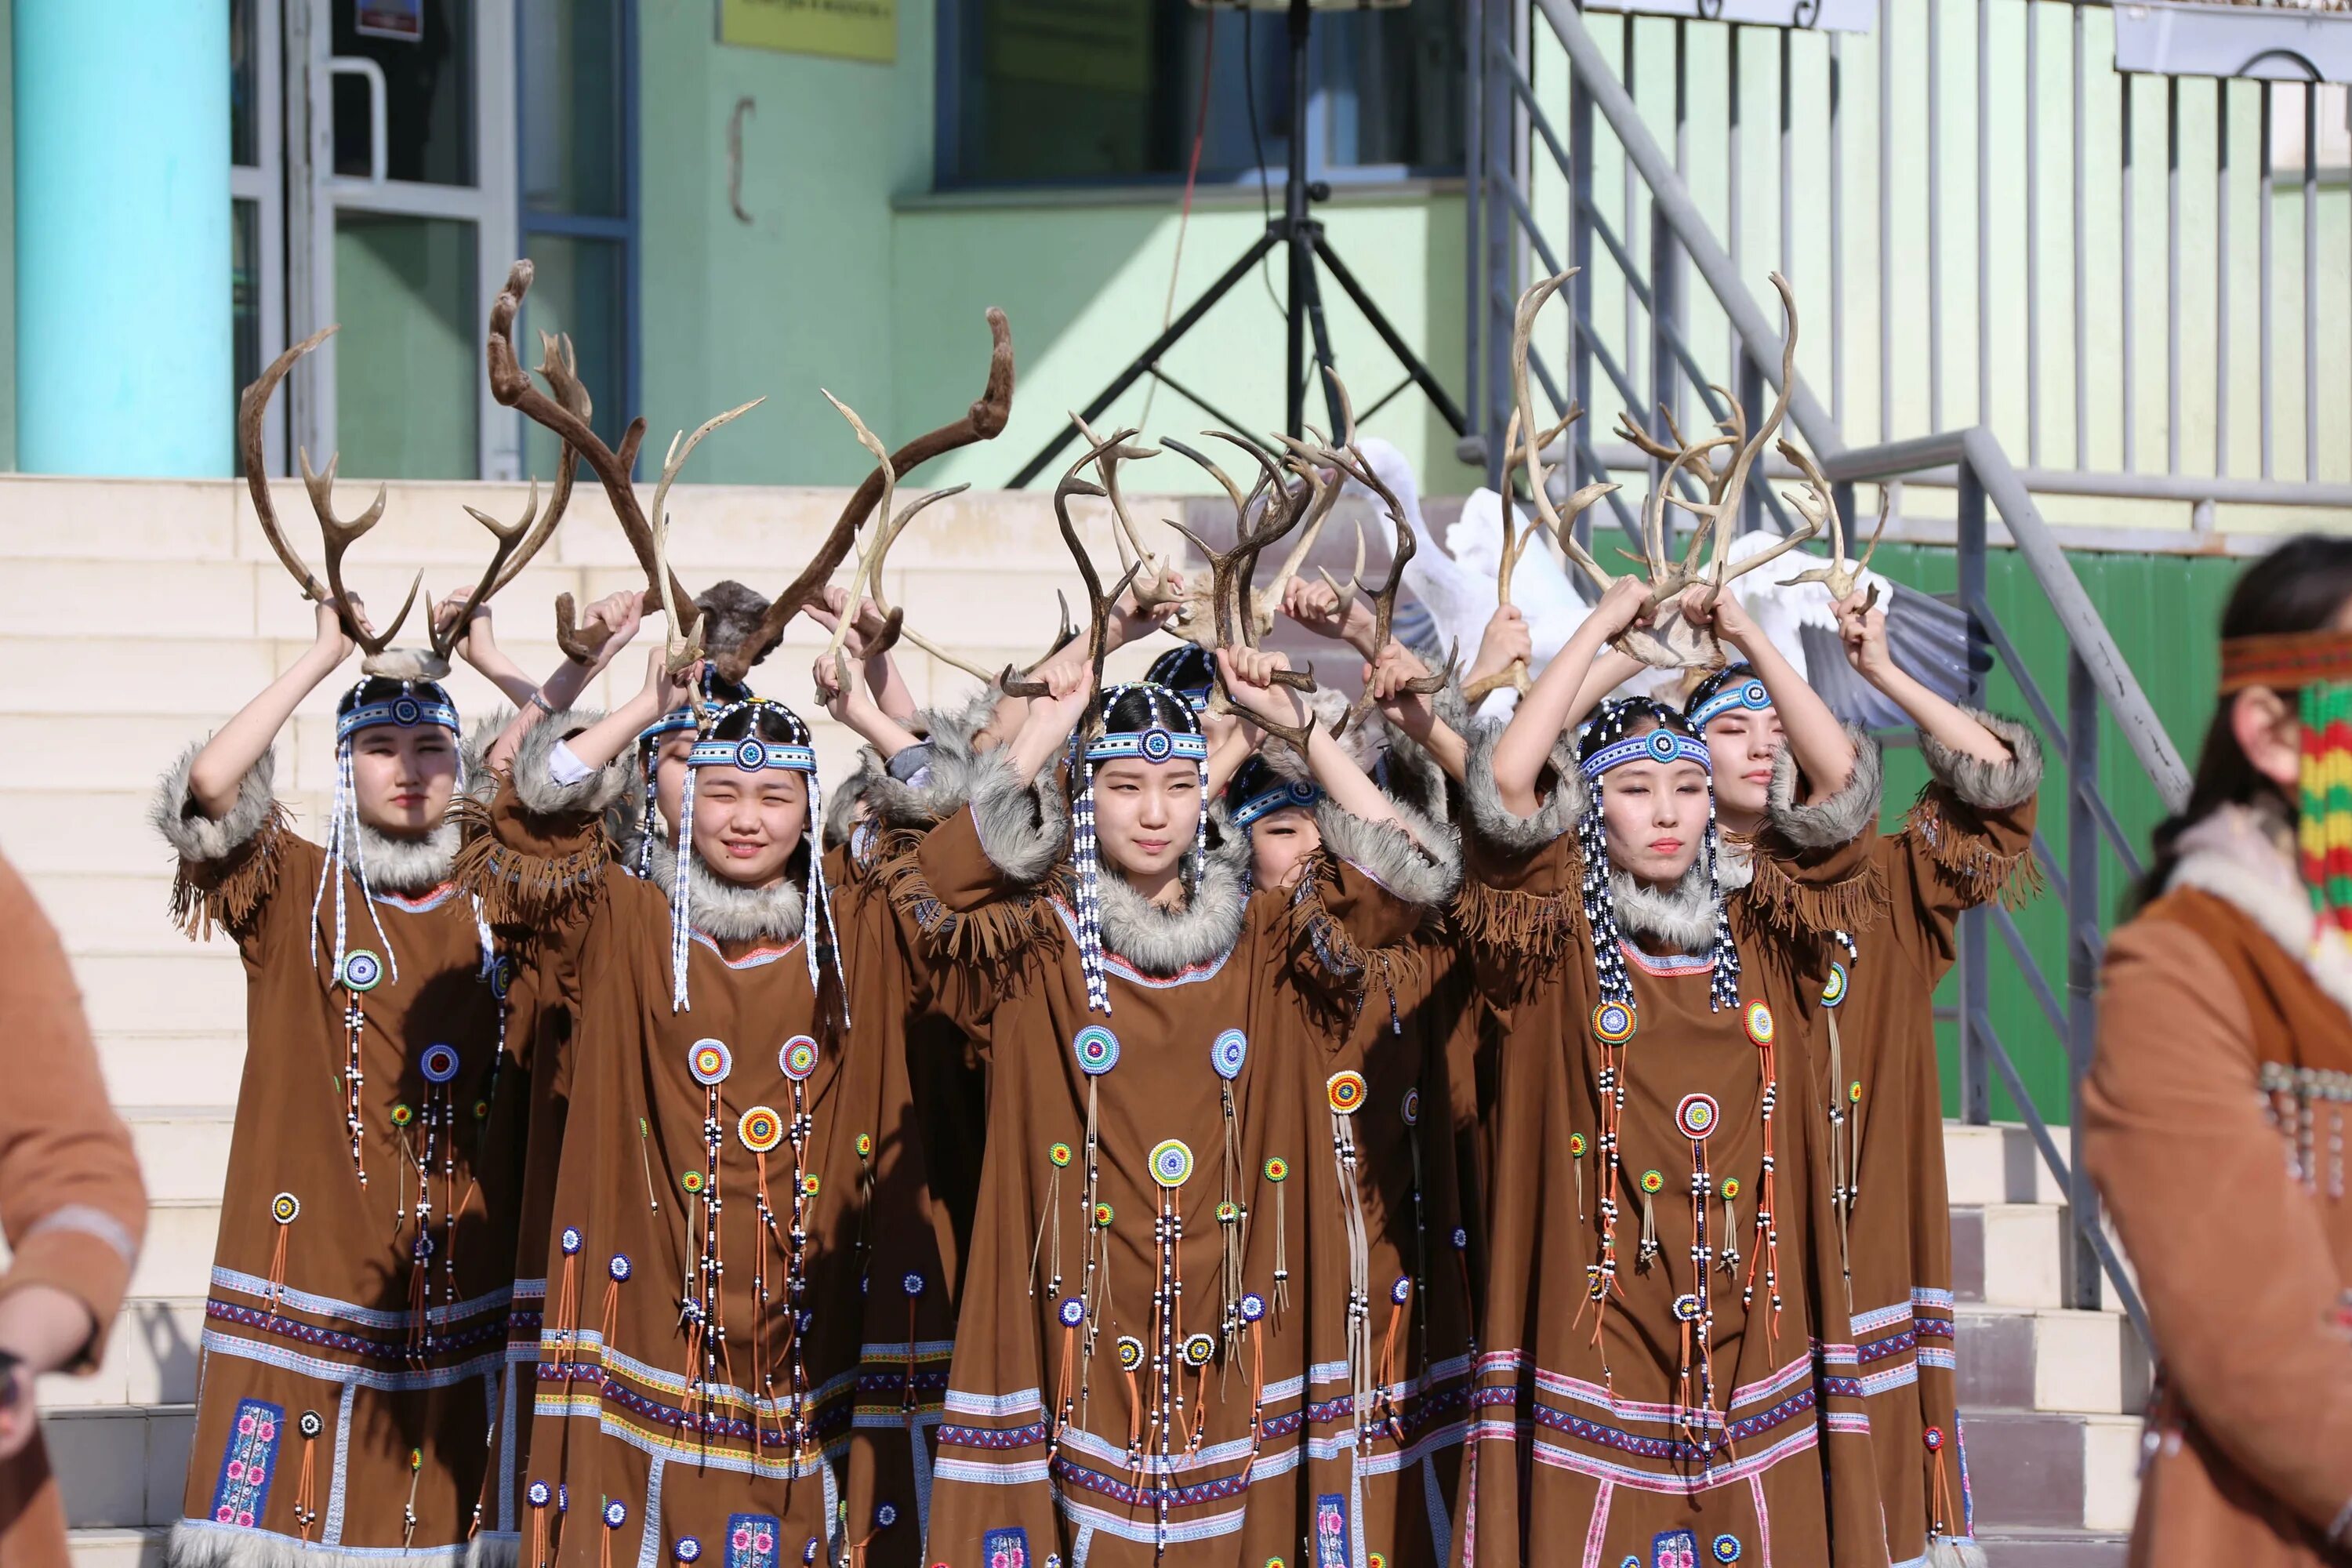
{"left": 999, "top": 432, "right": 1145, "bottom": 701}
{"left": 710, "top": 307, "right": 1015, "bottom": 681}
{"left": 1773, "top": 441, "right": 1887, "bottom": 613}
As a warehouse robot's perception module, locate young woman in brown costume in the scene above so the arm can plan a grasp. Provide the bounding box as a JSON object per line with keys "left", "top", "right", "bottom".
{"left": 1454, "top": 564, "right": 1889, "bottom": 1568}
{"left": 885, "top": 628, "right": 1461, "bottom": 1568}
{"left": 155, "top": 543, "right": 586, "bottom": 1567}
{"left": 2083, "top": 535, "right": 2352, "bottom": 1568}
{"left": 1681, "top": 592, "right": 2042, "bottom": 1568}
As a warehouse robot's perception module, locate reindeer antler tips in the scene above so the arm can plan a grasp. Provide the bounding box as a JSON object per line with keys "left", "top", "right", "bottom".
{"left": 506, "top": 258, "right": 535, "bottom": 291}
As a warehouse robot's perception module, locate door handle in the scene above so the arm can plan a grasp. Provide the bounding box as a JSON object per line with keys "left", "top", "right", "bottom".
{"left": 328, "top": 55, "right": 388, "bottom": 184}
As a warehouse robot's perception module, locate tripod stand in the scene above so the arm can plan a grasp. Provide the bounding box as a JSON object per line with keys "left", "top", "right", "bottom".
{"left": 1007, "top": 0, "right": 1468, "bottom": 487}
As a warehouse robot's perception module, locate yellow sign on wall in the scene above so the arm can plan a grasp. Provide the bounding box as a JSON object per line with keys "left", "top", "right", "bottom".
{"left": 720, "top": 0, "right": 896, "bottom": 66}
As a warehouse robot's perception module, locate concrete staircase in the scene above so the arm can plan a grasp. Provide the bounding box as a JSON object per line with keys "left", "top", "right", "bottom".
{"left": 0, "top": 475, "right": 2147, "bottom": 1566}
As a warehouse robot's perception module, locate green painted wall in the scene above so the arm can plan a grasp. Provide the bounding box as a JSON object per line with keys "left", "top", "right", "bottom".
{"left": 1865, "top": 542, "right": 2246, "bottom": 1126}
{"left": 633, "top": 0, "right": 938, "bottom": 486}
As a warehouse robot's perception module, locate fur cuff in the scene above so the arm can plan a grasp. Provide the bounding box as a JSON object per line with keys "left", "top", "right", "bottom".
{"left": 1766, "top": 724, "right": 1883, "bottom": 851}
{"left": 512, "top": 710, "right": 626, "bottom": 818}
{"left": 968, "top": 750, "right": 1071, "bottom": 887}
{"left": 461, "top": 713, "right": 509, "bottom": 804}
{"left": 169, "top": 1519, "right": 469, "bottom": 1568}
{"left": 152, "top": 742, "right": 279, "bottom": 865}
{"left": 825, "top": 749, "right": 886, "bottom": 850}
{"left": 1462, "top": 727, "right": 1584, "bottom": 858}
{"left": 1921, "top": 710, "right": 2044, "bottom": 812}
{"left": 1314, "top": 797, "right": 1461, "bottom": 908}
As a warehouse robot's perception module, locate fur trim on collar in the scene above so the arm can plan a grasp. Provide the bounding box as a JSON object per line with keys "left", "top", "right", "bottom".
{"left": 967, "top": 749, "right": 1073, "bottom": 886}
{"left": 154, "top": 742, "right": 278, "bottom": 864}
{"left": 1613, "top": 858, "right": 1722, "bottom": 956}
{"left": 1921, "top": 709, "right": 2045, "bottom": 812}
{"left": 1094, "top": 821, "right": 1251, "bottom": 975}
{"left": 511, "top": 710, "right": 626, "bottom": 818}
{"left": 1766, "top": 724, "right": 1883, "bottom": 851}
{"left": 870, "top": 688, "right": 1005, "bottom": 829}
{"left": 1313, "top": 796, "right": 1461, "bottom": 907}
{"left": 1462, "top": 725, "right": 1584, "bottom": 858}
{"left": 824, "top": 748, "right": 885, "bottom": 849}
{"left": 642, "top": 834, "right": 808, "bottom": 945}
{"left": 348, "top": 818, "right": 459, "bottom": 893}
{"left": 2168, "top": 802, "right": 2352, "bottom": 1028}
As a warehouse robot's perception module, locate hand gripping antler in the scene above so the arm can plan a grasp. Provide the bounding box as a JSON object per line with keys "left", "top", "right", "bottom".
{"left": 707, "top": 308, "right": 1016, "bottom": 681}
{"left": 998, "top": 433, "right": 1146, "bottom": 701}
{"left": 486, "top": 261, "right": 700, "bottom": 662}
{"left": 1773, "top": 441, "right": 1887, "bottom": 613}
{"left": 238, "top": 325, "right": 425, "bottom": 664}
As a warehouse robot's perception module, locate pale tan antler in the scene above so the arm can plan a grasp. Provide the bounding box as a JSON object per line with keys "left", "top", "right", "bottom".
{"left": 1675, "top": 274, "right": 1821, "bottom": 607}
{"left": 644, "top": 398, "right": 764, "bottom": 675}
{"left": 1773, "top": 441, "right": 1888, "bottom": 613}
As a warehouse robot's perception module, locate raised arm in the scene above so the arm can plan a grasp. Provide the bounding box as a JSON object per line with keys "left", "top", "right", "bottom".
{"left": 815, "top": 648, "right": 924, "bottom": 761}
{"left": 1837, "top": 591, "right": 2012, "bottom": 765}
{"left": 433, "top": 595, "right": 539, "bottom": 708}
{"left": 1694, "top": 589, "right": 1856, "bottom": 802}
{"left": 1490, "top": 576, "right": 1653, "bottom": 816}
{"left": 1369, "top": 641, "right": 1469, "bottom": 784}
{"left": 187, "top": 601, "right": 353, "bottom": 818}
{"left": 1217, "top": 646, "right": 1407, "bottom": 837}
{"left": 485, "top": 595, "right": 645, "bottom": 775}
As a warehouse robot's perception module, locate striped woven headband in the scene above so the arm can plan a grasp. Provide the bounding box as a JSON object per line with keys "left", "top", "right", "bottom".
{"left": 1085, "top": 728, "right": 1210, "bottom": 764}
{"left": 1232, "top": 779, "right": 1321, "bottom": 829}
{"left": 2220, "top": 631, "right": 2352, "bottom": 694}
{"left": 1581, "top": 728, "right": 1712, "bottom": 779}
{"left": 688, "top": 735, "right": 816, "bottom": 773}
{"left": 336, "top": 694, "right": 459, "bottom": 742}
{"left": 1690, "top": 673, "right": 1773, "bottom": 729}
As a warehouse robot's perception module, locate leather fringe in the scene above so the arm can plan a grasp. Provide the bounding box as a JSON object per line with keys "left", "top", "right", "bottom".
{"left": 1276, "top": 851, "right": 1411, "bottom": 1028}
{"left": 448, "top": 797, "right": 609, "bottom": 930}
{"left": 166, "top": 803, "right": 292, "bottom": 941}
{"left": 1904, "top": 786, "right": 2045, "bottom": 911}
{"left": 1446, "top": 879, "right": 1577, "bottom": 969}
{"left": 871, "top": 837, "right": 1065, "bottom": 972}
{"left": 1743, "top": 849, "right": 1889, "bottom": 942}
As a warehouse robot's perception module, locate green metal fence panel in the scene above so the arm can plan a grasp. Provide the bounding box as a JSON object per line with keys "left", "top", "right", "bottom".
{"left": 1864, "top": 543, "right": 2242, "bottom": 1123}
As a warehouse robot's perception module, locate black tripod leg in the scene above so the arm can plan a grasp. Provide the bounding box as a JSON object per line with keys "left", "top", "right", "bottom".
{"left": 1293, "top": 243, "right": 1349, "bottom": 437}
{"left": 1311, "top": 234, "right": 1472, "bottom": 436}
{"left": 1009, "top": 229, "right": 1283, "bottom": 488}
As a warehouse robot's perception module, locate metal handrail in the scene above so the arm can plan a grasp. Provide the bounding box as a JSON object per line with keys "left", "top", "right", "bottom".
{"left": 1479, "top": 0, "right": 2204, "bottom": 1326}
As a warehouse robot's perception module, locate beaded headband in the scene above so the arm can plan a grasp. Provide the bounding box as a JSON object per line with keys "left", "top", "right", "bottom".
{"left": 1581, "top": 728, "right": 1714, "bottom": 779}
{"left": 1085, "top": 727, "right": 1211, "bottom": 765}
{"left": 1688, "top": 671, "right": 1773, "bottom": 731}
{"left": 2220, "top": 630, "right": 2352, "bottom": 694}
{"left": 1232, "top": 777, "right": 1321, "bottom": 829}
{"left": 688, "top": 735, "right": 818, "bottom": 773}
{"left": 336, "top": 690, "right": 459, "bottom": 742}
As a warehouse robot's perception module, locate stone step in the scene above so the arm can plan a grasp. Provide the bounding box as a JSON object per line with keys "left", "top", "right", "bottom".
{"left": 1973, "top": 1528, "right": 2132, "bottom": 1567}
{"left": 96, "top": 1035, "right": 249, "bottom": 1108}
{"left": 1943, "top": 1120, "right": 2071, "bottom": 1207}
{"left": 122, "top": 1202, "right": 222, "bottom": 1301}
{"left": 1956, "top": 1305, "right": 2149, "bottom": 1416}
{"left": 122, "top": 1110, "right": 238, "bottom": 1204}
{"left": 65, "top": 1528, "right": 166, "bottom": 1568}
{"left": 1963, "top": 1409, "right": 2142, "bottom": 1535}
{"left": 42, "top": 1403, "right": 195, "bottom": 1530}
{"left": 36, "top": 1298, "right": 206, "bottom": 1410}
{"left": 1953, "top": 1202, "right": 2078, "bottom": 1312}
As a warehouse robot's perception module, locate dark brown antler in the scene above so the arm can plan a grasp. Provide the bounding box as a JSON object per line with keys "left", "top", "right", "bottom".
{"left": 1160, "top": 436, "right": 1320, "bottom": 751}
{"left": 999, "top": 432, "right": 1145, "bottom": 699}
{"left": 238, "top": 325, "right": 421, "bottom": 663}
{"left": 486, "top": 260, "right": 688, "bottom": 661}
{"left": 708, "top": 307, "right": 1016, "bottom": 682}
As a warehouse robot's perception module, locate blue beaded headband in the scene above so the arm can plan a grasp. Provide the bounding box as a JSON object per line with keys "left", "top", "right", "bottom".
{"left": 640, "top": 709, "right": 699, "bottom": 744}
{"left": 1581, "top": 728, "right": 1712, "bottom": 779}
{"left": 1085, "top": 727, "right": 1210, "bottom": 765}
{"left": 336, "top": 692, "right": 459, "bottom": 742}
{"left": 1689, "top": 673, "right": 1773, "bottom": 731}
{"left": 687, "top": 735, "right": 817, "bottom": 773}
{"left": 1232, "top": 778, "right": 1320, "bottom": 829}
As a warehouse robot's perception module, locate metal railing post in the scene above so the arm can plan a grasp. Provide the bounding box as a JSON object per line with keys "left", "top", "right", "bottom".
{"left": 1957, "top": 456, "right": 1993, "bottom": 1125}
{"left": 1570, "top": 71, "right": 1595, "bottom": 494}
{"left": 1480, "top": 0, "right": 1517, "bottom": 489}
{"left": 2066, "top": 647, "right": 2105, "bottom": 1312}
{"left": 1649, "top": 212, "right": 1680, "bottom": 468}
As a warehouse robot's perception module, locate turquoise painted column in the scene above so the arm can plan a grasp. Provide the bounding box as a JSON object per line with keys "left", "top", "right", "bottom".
{"left": 14, "top": 1, "right": 232, "bottom": 475}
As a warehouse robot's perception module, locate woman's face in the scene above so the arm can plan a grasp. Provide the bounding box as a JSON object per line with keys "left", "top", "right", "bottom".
{"left": 1598, "top": 757, "right": 1711, "bottom": 885}
{"left": 1091, "top": 758, "right": 1202, "bottom": 885}
{"left": 349, "top": 724, "right": 459, "bottom": 836}
{"left": 1703, "top": 707, "right": 1782, "bottom": 822}
{"left": 1248, "top": 804, "right": 1321, "bottom": 891}
{"left": 657, "top": 740, "right": 808, "bottom": 888}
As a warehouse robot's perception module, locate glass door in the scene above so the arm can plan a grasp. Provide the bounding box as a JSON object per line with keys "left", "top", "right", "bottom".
{"left": 284, "top": 0, "right": 520, "bottom": 480}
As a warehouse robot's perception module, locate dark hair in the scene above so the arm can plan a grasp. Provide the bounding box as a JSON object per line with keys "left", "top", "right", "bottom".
{"left": 1096, "top": 683, "right": 1204, "bottom": 744}
{"left": 336, "top": 676, "right": 456, "bottom": 720}
{"left": 706, "top": 699, "right": 812, "bottom": 749}
{"left": 1577, "top": 696, "right": 1694, "bottom": 765}
{"left": 1145, "top": 644, "right": 1216, "bottom": 700}
{"left": 2130, "top": 532, "right": 2352, "bottom": 912}
{"left": 1682, "top": 662, "right": 1758, "bottom": 721}
{"left": 1225, "top": 755, "right": 1289, "bottom": 812}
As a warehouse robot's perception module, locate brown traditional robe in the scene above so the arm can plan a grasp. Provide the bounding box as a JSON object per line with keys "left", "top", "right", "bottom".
{"left": 2083, "top": 804, "right": 2352, "bottom": 1568}
{"left": 1809, "top": 713, "right": 2041, "bottom": 1568}
{"left": 457, "top": 715, "right": 952, "bottom": 1568}
{"left": 153, "top": 745, "right": 532, "bottom": 1568}
{"left": 884, "top": 750, "right": 1463, "bottom": 1567}
{"left": 1453, "top": 733, "right": 1889, "bottom": 1568}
